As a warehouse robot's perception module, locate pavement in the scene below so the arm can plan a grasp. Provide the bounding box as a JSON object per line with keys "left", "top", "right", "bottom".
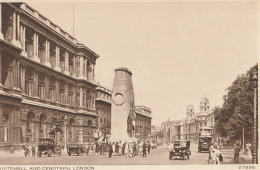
{"left": 0, "top": 145, "right": 252, "bottom": 165}
{"left": 220, "top": 148, "right": 252, "bottom": 164}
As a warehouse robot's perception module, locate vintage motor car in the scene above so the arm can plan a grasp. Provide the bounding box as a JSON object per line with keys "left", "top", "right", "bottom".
{"left": 37, "top": 138, "right": 61, "bottom": 157}
{"left": 169, "top": 140, "right": 191, "bottom": 160}
{"left": 67, "top": 144, "right": 81, "bottom": 156}
{"left": 198, "top": 135, "right": 212, "bottom": 153}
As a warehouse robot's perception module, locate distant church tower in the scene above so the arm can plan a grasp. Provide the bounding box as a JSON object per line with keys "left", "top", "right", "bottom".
{"left": 186, "top": 105, "right": 195, "bottom": 118}
{"left": 199, "top": 97, "right": 210, "bottom": 114}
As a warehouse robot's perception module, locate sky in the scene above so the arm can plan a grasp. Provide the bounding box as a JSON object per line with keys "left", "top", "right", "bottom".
{"left": 27, "top": 0, "right": 258, "bottom": 126}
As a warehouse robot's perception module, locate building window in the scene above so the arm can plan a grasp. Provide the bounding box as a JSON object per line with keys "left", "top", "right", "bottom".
{"left": 68, "top": 85, "right": 73, "bottom": 106}
{"left": 38, "top": 73, "right": 45, "bottom": 99}
{"left": 60, "top": 49, "right": 65, "bottom": 73}
{"left": 83, "top": 92, "right": 86, "bottom": 107}
{"left": 69, "top": 55, "right": 74, "bottom": 76}
{"left": 3, "top": 114, "right": 9, "bottom": 142}
{"left": 27, "top": 112, "right": 35, "bottom": 134}
{"left": 50, "top": 42, "right": 56, "bottom": 68}
{"left": 88, "top": 120, "right": 92, "bottom": 127}
{"left": 59, "top": 82, "right": 65, "bottom": 104}
{"left": 25, "top": 69, "right": 33, "bottom": 96}
{"left": 49, "top": 78, "right": 56, "bottom": 102}
{"left": 39, "top": 114, "right": 46, "bottom": 137}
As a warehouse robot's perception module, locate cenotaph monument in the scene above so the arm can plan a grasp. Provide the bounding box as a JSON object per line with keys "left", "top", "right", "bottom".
{"left": 110, "top": 67, "right": 136, "bottom": 142}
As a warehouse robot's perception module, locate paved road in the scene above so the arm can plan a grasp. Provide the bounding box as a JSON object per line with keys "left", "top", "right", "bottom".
{"left": 0, "top": 145, "right": 250, "bottom": 165}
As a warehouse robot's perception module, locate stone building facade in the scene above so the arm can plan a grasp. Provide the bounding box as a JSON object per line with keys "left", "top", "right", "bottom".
{"left": 134, "top": 105, "right": 152, "bottom": 140}
{"left": 0, "top": 3, "right": 100, "bottom": 153}
{"left": 95, "top": 84, "right": 112, "bottom": 139}
{"left": 161, "top": 97, "right": 216, "bottom": 143}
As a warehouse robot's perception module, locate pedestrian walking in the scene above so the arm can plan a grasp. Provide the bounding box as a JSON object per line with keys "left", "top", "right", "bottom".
{"left": 234, "top": 144, "right": 241, "bottom": 164}
{"left": 122, "top": 141, "right": 126, "bottom": 155}
{"left": 125, "top": 142, "right": 129, "bottom": 157}
{"left": 119, "top": 141, "right": 122, "bottom": 156}
{"left": 115, "top": 142, "right": 119, "bottom": 156}
{"left": 128, "top": 142, "right": 133, "bottom": 158}
{"left": 147, "top": 141, "right": 151, "bottom": 154}
{"left": 143, "top": 141, "right": 147, "bottom": 157}
{"left": 108, "top": 142, "right": 113, "bottom": 158}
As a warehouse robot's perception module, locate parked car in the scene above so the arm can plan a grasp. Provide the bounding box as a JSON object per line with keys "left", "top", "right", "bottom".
{"left": 37, "top": 138, "right": 61, "bottom": 157}
{"left": 67, "top": 144, "right": 81, "bottom": 156}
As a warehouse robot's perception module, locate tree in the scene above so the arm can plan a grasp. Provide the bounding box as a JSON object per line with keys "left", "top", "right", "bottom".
{"left": 48, "top": 116, "right": 64, "bottom": 139}
{"left": 214, "top": 64, "right": 257, "bottom": 142}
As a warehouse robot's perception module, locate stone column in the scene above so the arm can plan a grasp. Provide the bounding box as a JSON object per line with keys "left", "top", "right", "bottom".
{"left": 12, "top": 11, "right": 16, "bottom": 44}
{"left": 79, "top": 86, "right": 83, "bottom": 107}
{"left": 21, "top": 122, "right": 27, "bottom": 143}
{"left": 0, "top": 52, "right": 3, "bottom": 90}
{"left": 21, "top": 25, "right": 27, "bottom": 57}
{"left": 20, "top": 66, "right": 25, "bottom": 94}
{"left": 0, "top": 4, "right": 3, "bottom": 39}
{"left": 33, "top": 32, "right": 40, "bottom": 62}
{"left": 16, "top": 12, "right": 21, "bottom": 47}
{"left": 85, "top": 58, "right": 87, "bottom": 79}
{"left": 54, "top": 46, "right": 61, "bottom": 71}
{"left": 17, "top": 60, "right": 21, "bottom": 90}
{"left": 0, "top": 104, "right": 3, "bottom": 142}
{"left": 64, "top": 51, "right": 69, "bottom": 75}
{"left": 79, "top": 56, "right": 84, "bottom": 79}
{"left": 73, "top": 56, "right": 76, "bottom": 77}
{"left": 13, "top": 107, "right": 21, "bottom": 144}
{"left": 44, "top": 39, "right": 51, "bottom": 67}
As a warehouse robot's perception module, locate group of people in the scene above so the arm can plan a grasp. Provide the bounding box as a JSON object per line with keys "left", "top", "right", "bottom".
{"left": 108, "top": 141, "right": 152, "bottom": 158}
{"left": 208, "top": 143, "right": 222, "bottom": 165}
{"left": 23, "top": 143, "right": 37, "bottom": 157}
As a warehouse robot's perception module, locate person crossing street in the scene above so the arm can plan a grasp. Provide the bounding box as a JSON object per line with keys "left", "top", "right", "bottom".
{"left": 143, "top": 141, "right": 147, "bottom": 157}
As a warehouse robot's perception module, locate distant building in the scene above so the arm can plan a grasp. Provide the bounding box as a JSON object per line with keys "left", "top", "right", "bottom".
{"left": 161, "top": 97, "right": 217, "bottom": 143}
{"left": 95, "top": 83, "right": 112, "bottom": 140}
{"left": 134, "top": 105, "right": 152, "bottom": 140}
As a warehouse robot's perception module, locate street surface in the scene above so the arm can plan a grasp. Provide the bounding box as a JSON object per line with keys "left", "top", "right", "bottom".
{"left": 0, "top": 144, "right": 251, "bottom": 165}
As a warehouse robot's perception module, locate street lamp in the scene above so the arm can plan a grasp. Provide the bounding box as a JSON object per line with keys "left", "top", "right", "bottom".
{"left": 64, "top": 115, "right": 69, "bottom": 155}
{"left": 250, "top": 71, "right": 258, "bottom": 164}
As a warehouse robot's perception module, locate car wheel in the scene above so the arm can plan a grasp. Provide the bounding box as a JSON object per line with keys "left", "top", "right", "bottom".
{"left": 169, "top": 154, "right": 172, "bottom": 160}
{"left": 38, "top": 152, "right": 42, "bottom": 157}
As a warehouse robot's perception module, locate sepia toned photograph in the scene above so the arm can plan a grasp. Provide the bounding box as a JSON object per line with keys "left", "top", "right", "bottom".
{"left": 0, "top": 0, "right": 258, "bottom": 167}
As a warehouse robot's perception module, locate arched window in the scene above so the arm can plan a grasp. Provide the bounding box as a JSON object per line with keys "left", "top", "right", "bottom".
{"left": 88, "top": 120, "right": 92, "bottom": 127}
{"left": 27, "top": 112, "right": 35, "bottom": 134}
{"left": 69, "top": 118, "right": 74, "bottom": 142}
{"left": 39, "top": 114, "right": 46, "bottom": 137}
{"left": 3, "top": 114, "right": 9, "bottom": 142}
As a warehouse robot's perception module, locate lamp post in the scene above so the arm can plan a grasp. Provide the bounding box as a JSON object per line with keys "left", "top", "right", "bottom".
{"left": 250, "top": 71, "right": 258, "bottom": 164}
{"left": 64, "top": 115, "right": 69, "bottom": 155}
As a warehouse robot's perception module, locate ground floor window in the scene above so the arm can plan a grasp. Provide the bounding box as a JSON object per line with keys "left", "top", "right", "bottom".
{"left": 3, "top": 114, "right": 9, "bottom": 142}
